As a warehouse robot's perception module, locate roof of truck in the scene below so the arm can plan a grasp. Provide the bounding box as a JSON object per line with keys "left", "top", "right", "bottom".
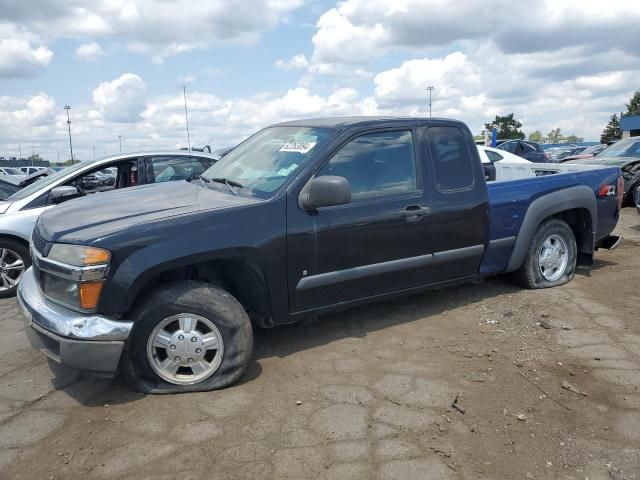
{"left": 274, "top": 116, "right": 466, "bottom": 129}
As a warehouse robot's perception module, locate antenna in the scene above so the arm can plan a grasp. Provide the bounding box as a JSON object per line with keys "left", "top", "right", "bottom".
{"left": 183, "top": 85, "right": 191, "bottom": 152}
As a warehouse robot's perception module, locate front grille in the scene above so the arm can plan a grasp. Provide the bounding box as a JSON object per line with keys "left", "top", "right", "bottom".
{"left": 31, "top": 228, "right": 49, "bottom": 256}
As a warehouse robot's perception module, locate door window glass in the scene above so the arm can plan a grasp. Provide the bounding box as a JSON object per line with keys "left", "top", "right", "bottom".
{"left": 426, "top": 126, "right": 475, "bottom": 191}
{"left": 316, "top": 130, "right": 417, "bottom": 199}
{"left": 148, "top": 156, "right": 194, "bottom": 183}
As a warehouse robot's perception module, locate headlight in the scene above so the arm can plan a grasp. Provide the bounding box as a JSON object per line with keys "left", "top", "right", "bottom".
{"left": 40, "top": 243, "right": 110, "bottom": 312}
{"left": 48, "top": 244, "right": 110, "bottom": 266}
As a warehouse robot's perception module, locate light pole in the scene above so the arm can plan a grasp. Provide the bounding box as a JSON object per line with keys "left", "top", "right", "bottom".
{"left": 92, "top": 146, "right": 96, "bottom": 160}
{"left": 118, "top": 135, "right": 122, "bottom": 153}
{"left": 64, "top": 105, "right": 74, "bottom": 163}
{"left": 426, "top": 86, "right": 435, "bottom": 118}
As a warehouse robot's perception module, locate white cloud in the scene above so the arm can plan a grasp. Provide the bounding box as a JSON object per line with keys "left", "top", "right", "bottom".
{"left": 1, "top": 0, "right": 304, "bottom": 63}
{"left": 0, "top": 37, "right": 52, "bottom": 78}
{"left": 275, "top": 54, "right": 309, "bottom": 70}
{"left": 92, "top": 73, "right": 147, "bottom": 123}
{"left": 374, "top": 53, "right": 481, "bottom": 107}
{"left": 75, "top": 42, "right": 106, "bottom": 61}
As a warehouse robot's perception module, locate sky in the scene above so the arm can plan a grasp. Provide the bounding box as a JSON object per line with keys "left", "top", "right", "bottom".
{"left": 0, "top": 0, "right": 639, "bottom": 161}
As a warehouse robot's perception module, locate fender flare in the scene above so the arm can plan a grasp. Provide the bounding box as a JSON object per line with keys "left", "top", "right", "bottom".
{"left": 505, "top": 185, "right": 597, "bottom": 273}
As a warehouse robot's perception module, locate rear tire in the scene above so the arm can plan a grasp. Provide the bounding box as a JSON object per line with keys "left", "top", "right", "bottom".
{"left": 0, "top": 239, "right": 30, "bottom": 299}
{"left": 121, "top": 281, "right": 253, "bottom": 394}
{"left": 512, "top": 218, "right": 576, "bottom": 289}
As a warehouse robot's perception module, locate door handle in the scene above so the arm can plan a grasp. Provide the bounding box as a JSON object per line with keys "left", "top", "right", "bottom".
{"left": 401, "top": 205, "right": 431, "bottom": 221}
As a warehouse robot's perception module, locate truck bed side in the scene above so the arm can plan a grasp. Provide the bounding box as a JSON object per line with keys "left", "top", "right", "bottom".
{"left": 480, "top": 166, "right": 621, "bottom": 275}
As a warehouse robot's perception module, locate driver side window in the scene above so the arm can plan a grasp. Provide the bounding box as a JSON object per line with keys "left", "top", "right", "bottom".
{"left": 316, "top": 130, "right": 417, "bottom": 200}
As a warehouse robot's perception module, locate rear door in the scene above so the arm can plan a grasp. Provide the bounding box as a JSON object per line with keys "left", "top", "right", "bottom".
{"left": 422, "top": 125, "right": 489, "bottom": 282}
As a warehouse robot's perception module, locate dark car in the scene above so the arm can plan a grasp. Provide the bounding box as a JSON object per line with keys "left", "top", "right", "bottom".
{"left": 581, "top": 137, "right": 640, "bottom": 206}
{"left": 497, "top": 140, "right": 550, "bottom": 162}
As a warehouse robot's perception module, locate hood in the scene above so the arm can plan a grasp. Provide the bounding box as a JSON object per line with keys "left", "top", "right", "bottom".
{"left": 38, "top": 180, "right": 258, "bottom": 242}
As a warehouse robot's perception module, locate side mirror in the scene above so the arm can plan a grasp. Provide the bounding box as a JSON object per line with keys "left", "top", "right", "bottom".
{"left": 301, "top": 175, "right": 351, "bottom": 210}
{"left": 49, "top": 186, "right": 80, "bottom": 204}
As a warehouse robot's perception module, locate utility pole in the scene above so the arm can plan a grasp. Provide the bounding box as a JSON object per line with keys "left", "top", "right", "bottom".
{"left": 57, "top": 147, "right": 60, "bottom": 163}
{"left": 426, "top": 86, "right": 435, "bottom": 118}
{"left": 118, "top": 135, "right": 122, "bottom": 153}
{"left": 92, "top": 146, "right": 96, "bottom": 160}
{"left": 64, "top": 105, "right": 74, "bottom": 163}
{"left": 31, "top": 146, "right": 35, "bottom": 165}
{"left": 18, "top": 145, "right": 22, "bottom": 159}
{"left": 183, "top": 85, "right": 191, "bottom": 152}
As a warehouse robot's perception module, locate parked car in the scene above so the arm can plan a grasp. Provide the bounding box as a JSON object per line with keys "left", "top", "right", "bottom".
{"left": 0, "top": 167, "right": 26, "bottom": 177}
{"left": 0, "top": 168, "right": 55, "bottom": 197}
{"left": 556, "top": 146, "right": 586, "bottom": 161}
{"left": 0, "top": 151, "right": 220, "bottom": 297}
{"left": 580, "top": 137, "right": 640, "bottom": 206}
{"left": 18, "top": 117, "right": 623, "bottom": 393}
{"left": 19, "top": 166, "right": 49, "bottom": 176}
{"left": 560, "top": 144, "right": 608, "bottom": 163}
{"left": 478, "top": 145, "right": 530, "bottom": 181}
{"left": 497, "top": 140, "right": 550, "bottom": 162}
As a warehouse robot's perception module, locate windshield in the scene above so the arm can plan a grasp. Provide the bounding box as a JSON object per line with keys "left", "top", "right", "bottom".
{"left": 7, "top": 160, "right": 91, "bottom": 201}
{"left": 600, "top": 138, "right": 640, "bottom": 158}
{"left": 201, "top": 126, "right": 333, "bottom": 197}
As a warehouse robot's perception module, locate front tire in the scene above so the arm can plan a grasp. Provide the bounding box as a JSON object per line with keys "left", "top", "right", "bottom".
{"left": 512, "top": 218, "right": 576, "bottom": 289}
{"left": 0, "top": 239, "right": 30, "bottom": 298}
{"left": 121, "top": 281, "right": 253, "bottom": 394}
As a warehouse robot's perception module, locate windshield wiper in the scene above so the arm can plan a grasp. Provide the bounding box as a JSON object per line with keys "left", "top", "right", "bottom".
{"left": 211, "top": 177, "right": 243, "bottom": 196}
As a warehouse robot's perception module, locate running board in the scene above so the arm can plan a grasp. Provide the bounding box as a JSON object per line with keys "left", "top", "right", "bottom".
{"left": 597, "top": 235, "right": 623, "bottom": 250}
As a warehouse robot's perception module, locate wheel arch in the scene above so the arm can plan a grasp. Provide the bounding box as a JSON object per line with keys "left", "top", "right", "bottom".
{"left": 123, "top": 256, "right": 274, "bottom": 328}
{"left": 505, "top": 186, "right": 596, "bottom": 273}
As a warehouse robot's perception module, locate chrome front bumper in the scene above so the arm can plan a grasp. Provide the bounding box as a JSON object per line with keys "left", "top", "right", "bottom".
{"left": 17, "top": 267, "right": 133, "bottom": 373}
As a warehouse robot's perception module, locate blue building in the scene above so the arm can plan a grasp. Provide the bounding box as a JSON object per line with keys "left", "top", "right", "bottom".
{"left": 620, "top": 115, "right": 640, "bottom": 138}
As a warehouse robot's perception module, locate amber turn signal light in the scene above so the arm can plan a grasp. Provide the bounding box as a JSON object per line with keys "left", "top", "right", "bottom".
{"left": 79, "top": 282, "right": 104, "bottom": 310}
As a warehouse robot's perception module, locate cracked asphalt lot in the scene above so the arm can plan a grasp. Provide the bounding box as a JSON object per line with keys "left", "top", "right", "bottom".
{"left": 0, "top": 210, "right": 639, "bottom": 479}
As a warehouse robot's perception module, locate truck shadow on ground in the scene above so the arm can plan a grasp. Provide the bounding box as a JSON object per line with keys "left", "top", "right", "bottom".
{"left": 575, "top": 258, "right": 618, "bottom": 277}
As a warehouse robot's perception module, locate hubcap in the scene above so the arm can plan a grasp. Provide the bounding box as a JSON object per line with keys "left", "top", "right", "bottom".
{"left": 0, "top": 248, "right": 25, "bottom": 291}
{"left": 146, "top": 313, "right": 224, "bottom": 385}
{"left": 538, "top": 234, "right": 569, "bottom": 282}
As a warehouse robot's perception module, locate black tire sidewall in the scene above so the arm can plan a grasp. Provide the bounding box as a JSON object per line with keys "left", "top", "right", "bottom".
{"left": 526, "top": 219, "right": 577, "bottom": 288}
{"left": 0, "top": 239, "right": 31, "bottom": 298}
{"left": 122, "top": 281, "right": 253, "bottom": 394}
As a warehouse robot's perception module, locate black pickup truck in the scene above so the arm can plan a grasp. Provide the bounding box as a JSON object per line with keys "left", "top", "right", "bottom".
{"left": 19, "top": 117, "right": 622, "bottom": 393}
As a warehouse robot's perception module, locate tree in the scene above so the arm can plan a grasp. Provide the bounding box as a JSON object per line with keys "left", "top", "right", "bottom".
{"left": 564, "top": 134, "right": 584, "bottom": 143}
{"left": 624, "top": 89, "right": 640, "bottom": 116}
{"left": 546, "top": 128, "right": 564, "bottom": 143}
{"left": 528, "top": 130, "right": 544, "bottom": 142}
{"left": 600, "top": 114, "right": 621, "bottom": 144}
{"left": 484, "top": 113, "right": 525, "bottom": 140}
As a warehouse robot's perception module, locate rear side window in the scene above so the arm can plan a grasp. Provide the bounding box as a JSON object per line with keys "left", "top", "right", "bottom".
{"left": 485, "top": 150, "right": 503, "bottom": 162}
{"left": 426, "top": 127, "right": 475, "bottom": 191}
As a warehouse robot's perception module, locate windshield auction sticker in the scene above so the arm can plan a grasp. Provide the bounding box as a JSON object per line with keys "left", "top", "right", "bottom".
{"left": 279, "top": 141, "right": 316, "bottom": 154}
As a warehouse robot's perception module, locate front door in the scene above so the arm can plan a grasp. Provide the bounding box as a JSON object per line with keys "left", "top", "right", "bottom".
{"left": 286, "top": 129, "right": 435, "bottom": 313}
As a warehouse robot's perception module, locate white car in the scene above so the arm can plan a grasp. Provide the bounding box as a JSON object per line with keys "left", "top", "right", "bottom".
{"left": 19, "top": 166, "right": 49, "bottom": 176}
{"left": 0, "top": 167, "right": 26, "bottom": 178}
{"left": 478, "top": 146, "right": 530, "bottom": 182}
{"left": 0, "top": 150, "right": 222, "bottom": 297}
{"left": 478, "top": 146, "right": 531, "bottom": 164}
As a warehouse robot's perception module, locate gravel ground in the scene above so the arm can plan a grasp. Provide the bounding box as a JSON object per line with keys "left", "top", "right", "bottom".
{"left": 0, "top": 209, "right": 639, "bottom": 480}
